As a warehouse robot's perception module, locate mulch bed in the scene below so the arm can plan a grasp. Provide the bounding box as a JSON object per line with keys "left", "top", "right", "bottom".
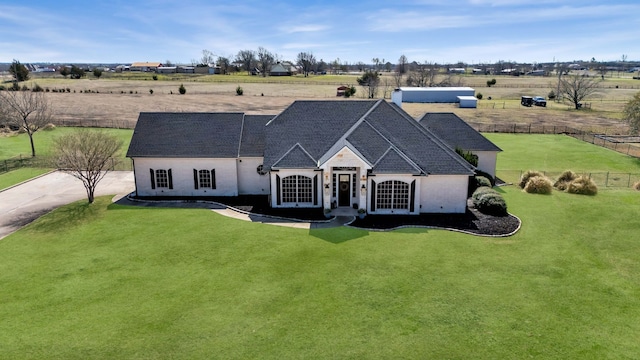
{"left": 134, "top": 195, "right": 520, "bottom": 236}
{"left": 349, "top": 206, "right": 520, "bottom": 236}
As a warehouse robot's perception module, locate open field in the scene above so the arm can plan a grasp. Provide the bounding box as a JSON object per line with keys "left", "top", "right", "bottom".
{"left": 5, "top": 72, "right": 639, "bottom": 133}
{"left": 1, "top": 133, "right": 639, "bottom": 359}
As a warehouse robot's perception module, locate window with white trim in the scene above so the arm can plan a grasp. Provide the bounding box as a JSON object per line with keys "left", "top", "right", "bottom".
{"left": 282, "top": 175, "right": 313, "bottom": 203}
{"left": 193, "top": 169, "right": 216, "bottom": 189}
{"left": 376, "top": 180, "right": 409, "bottom": 210}
{"left": 156, "top": 169, "right": 169, "bottom": 188}
{"left": 150, "top": 168, "right": 173, "bottom": 189}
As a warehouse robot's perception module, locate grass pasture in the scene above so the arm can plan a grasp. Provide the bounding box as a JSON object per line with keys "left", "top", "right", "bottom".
{"left": 1, "top": 135, "right": 640, "bottom": 359}
{"left": 13, "top": 71, "right": 640, "bottom": 133}
{"left": 0, "top": 127, "right": 133, "bottom": 159}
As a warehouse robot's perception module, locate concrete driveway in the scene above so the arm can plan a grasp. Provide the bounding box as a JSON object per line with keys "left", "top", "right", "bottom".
{"left": 0, "top": 171, "right": 134, "bottom": 240}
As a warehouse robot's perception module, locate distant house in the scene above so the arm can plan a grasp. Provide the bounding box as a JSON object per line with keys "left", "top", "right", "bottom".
{"left": 156, "top": 66, "right": 177, "bottom": 74}
{"left": 177, "top": 66, "right": 195, "bottom": 74}
{"left": 270, "top": 63, "right": 291, "bottom": 76}
{"left": 448, "top": 68, "right": 466, "bottom": 74}
{"left": 130, "top": 62, "right": 162, "bottom": 72}
{"left": 418, "top": 113, "right": 502, "bottom": 178}
{"left": 526, "top": 70, "right": 546, "bottom": 76}
{"left": 126, "top": 100, "right": 502, "bottom": 215}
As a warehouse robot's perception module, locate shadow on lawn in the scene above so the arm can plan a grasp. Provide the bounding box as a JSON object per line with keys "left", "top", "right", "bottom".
{"left": 308, "top": 225, "right": 369, "bottom": 244}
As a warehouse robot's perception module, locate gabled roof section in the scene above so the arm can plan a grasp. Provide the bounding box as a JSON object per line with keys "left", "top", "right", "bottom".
{"left": 272, "top": 143, "right": 317, "bottom": 168}
{"left": 363, "top": 101, "right": 474, "bottom": 175}
{"left": 345, "top": 121, "right": 391, "bottom": 165}
{"left": 126, "top": 112, "right": 244, "bottom": 158}
{"left": 238, "top": 115, "right": 274, "bottom": 157}
{"left": 418, "top": 113, "right": 502, "bottom": 152}
{"left": 373, "top": 148, "right": 422, "bottom": 174}
{"left": 263, "top": 100, "right": 378, "bottom": 169}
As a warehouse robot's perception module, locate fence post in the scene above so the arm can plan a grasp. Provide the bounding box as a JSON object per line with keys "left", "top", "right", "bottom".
{"left": 605, "top": 172, "right": 609, "bottom": 187}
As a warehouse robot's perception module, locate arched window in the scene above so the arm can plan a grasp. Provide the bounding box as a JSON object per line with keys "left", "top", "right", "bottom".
{"left": 281, "top": 175, "right": 313, "bottom": 203}
{"left": 376, "top": 180, "right": 409, "bottom": 210}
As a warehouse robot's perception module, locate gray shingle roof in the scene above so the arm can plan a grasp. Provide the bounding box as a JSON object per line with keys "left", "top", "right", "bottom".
{"left": 264, "top": 100, "right": 378, "bottom": 168}
{"left": 264, "top": 100, "right": 474, "bottom": 175}
{"left": 126, "top": 113, "right": 245, "bottom": 158}
{"left": 272, "top": 144, "right": 317, "bottom": 168}
{"left": 373, "top": 148, "right": 422, "bottom": 174}
{"left": 239, "top": 115, "right": 274, "bottom": 157}
{"left": 418, "top": 113, "right": 502, "bottom": 152}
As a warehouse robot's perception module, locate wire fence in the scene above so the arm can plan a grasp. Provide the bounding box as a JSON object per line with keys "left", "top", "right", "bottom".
{"left": 472, "top": 123, "right": 640, "bottom": 158}
{"left": 0, "top": 155, "right": 132, "bottom": 175}
{"left": 498, "top": 170, "right": 640, "bottom": 189}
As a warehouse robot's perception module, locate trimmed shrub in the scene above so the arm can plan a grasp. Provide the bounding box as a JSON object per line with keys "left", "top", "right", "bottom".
{"left": 476, "top": 92, "right": 483, "bottom": 100}
{"left": 633, "top": 181, "right": 640, "bottom": 191}
{"left": 236, "top": 86, "right": 243, "bottom": 95}
{"left": 554, "top": 170, "right": 577, "bottom": 191}
{"left": 472, "top": 186, "right": 498, "bottom": 202}
{"left": 474, "top": 192, "right": 508, "bottom": 216}
{"left": 475, "top": 169, "right": 495, "bottom": 186}
{"left": 179, "top": 84, "right": 186, "bottom": 95}
{"left": 567, "top": 176, "right": 598, "bottom": 195}
{"left": 476, "top": 176, "right": 492, "bottom": 188}
{"left": 456, "top": 147, "right": 478, "bottom": 167}
{"left": 32, "top": 83, "right": 44, "bottom": 92}
{"left": 523, "top": 176, "right": 553, "bottom": 194}
{"left": 518, "top": 170, "right": 545, "bottom": 188}
{"left": 152, "top": 74, "right": 158, "bottom": 81}
{"left": 149, "top": 89, "right": 153, "bottom": 95}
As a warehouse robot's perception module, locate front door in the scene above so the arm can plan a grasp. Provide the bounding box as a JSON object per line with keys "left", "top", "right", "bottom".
{"left": 338, "top": 174, "right": 350, "bottom": 207}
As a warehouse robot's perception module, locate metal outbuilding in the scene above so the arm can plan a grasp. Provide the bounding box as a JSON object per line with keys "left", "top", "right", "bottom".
{"left": 392, "top": 87, "right": 476, "bottom": 107}
{"left": 457, "top": 96, "right": 478, "bottom": 108}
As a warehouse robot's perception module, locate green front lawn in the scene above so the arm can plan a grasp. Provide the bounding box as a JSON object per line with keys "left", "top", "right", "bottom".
{"left": 1, "top": 133, "right": 640, "bottom": 359}
{"left": 0, "top": 187, "right": 639, "bottom": 359}
{"left": 0, "top": 168, "right": 51, "bottom": 190}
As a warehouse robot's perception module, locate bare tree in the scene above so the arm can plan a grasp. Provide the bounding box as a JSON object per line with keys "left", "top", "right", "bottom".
{"left": 392, "top": 71, "right": 403, "bottom": 88}
{"left": 558, "top": 74, "right": 601, "bottom": 110}
{"left": 0, "top": 90, "right": 52, "bottom": 157}
{"left": 296, "top": 52, "right": 316, "bottom": 77}
{"left": 397, "top": 55, "right": 408, "bottom": 75}
{"left": 200, "top": 49, "right": 215, "bottom": 66}
{"left": 256, "top": 47, "right": 276, "bottom": 77}
{"left": 381, "top": 77, "right": 394, "bottom": 99}
{"left": 216, "top": 56, "right": 231, "bottom": 74}
{"left": 406, "top": 62, "right": 439, "bottom": 87}
{"left": 623, "top": 91, "right": 640, "bottom": 135}
{"left": 235, "top": 50, "right": 256, "bottom": 75}
{"left": 54, "top": 130, "right": 123, "bottom": 204}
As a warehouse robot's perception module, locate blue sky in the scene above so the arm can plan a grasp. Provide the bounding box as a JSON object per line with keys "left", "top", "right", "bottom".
{"left": 1, "top": 0, "right": 639, "bottom": 65}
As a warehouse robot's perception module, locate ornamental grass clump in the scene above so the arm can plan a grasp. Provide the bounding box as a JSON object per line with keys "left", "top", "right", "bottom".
{"left": 566, "top": 175, "right": 598, "bottom": 195}
{"left": 554, "top": 170, "right": 578, "bottom": 191}
{"left": 524, "top": 175, "right": 554, "bottom": 194}
{"left": 518, "top": 170, "right": 545, "bottom": 189}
